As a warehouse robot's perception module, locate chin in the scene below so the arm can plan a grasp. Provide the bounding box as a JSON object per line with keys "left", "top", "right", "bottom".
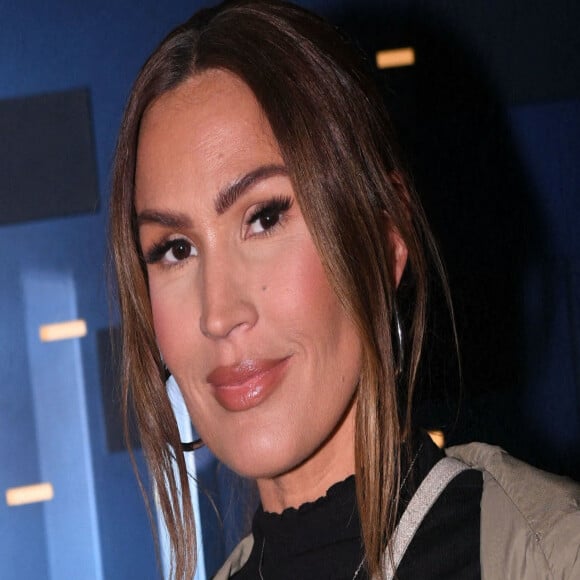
{"left": 216, "top": 434, "right": 306, "bottom": 481}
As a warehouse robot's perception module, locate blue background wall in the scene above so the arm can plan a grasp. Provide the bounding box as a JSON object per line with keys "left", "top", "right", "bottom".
{"left": 0, "top": 2, "right": 205, "bottom": 578}
{"left": 0, "top": 1, "right": 578, "bottom": 579}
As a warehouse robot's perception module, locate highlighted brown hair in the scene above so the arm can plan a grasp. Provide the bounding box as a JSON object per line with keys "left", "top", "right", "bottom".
{"left": 110, "top": 1, "right": 450, "bottom": 578}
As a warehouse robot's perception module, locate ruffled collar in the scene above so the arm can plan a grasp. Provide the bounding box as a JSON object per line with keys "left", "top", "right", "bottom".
{"left": 238, "top": 430, "right": 443, "bottom": 579}
{"left": 254, "top": 475, "right": 360, "bottom": 554}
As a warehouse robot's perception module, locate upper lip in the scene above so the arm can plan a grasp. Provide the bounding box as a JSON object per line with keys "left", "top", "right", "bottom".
{"left": 207, "top": 358, "right": 288, "bottom": 387}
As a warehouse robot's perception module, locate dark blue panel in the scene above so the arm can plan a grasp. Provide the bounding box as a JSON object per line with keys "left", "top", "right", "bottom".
{"left": 0, "top": 88, "right": 99, "bottom": 225}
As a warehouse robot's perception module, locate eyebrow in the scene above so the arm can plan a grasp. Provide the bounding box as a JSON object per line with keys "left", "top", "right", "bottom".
{"left": 136, "top": 163, "right": 288, "bottom": 228}
{"left": 136, "top": 209, "right": 192, "bottom": 229}
{"left": 214, "top": 163, "right": 288, "bottom": 215}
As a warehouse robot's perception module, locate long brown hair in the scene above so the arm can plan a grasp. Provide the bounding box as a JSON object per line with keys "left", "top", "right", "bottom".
{"left": 110, "top": 1, "right": 449, "bottom": 578}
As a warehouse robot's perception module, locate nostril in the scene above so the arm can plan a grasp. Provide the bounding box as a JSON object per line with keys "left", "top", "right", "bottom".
{"left": 199, "top": 260, "right": 259, "bottom": 339}
{"left": 199, "top": 293, "right": 258, "bottom": 340}
{"left": 200, "top": 313, "right": 254, "bottom": 340}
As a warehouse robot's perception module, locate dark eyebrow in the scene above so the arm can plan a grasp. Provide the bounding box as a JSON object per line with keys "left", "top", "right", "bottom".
{"left": 136, "top": 209, "right": 192, "bottom": 229}
{"left": 215, "top": 164, "right": 288, "bottom": 215}
{"left": 136, "top": 164, "right": 288, "bottom": 228}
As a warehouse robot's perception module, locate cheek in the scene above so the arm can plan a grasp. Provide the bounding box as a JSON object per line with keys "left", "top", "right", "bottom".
{"left": 272, "top": 239, "right": 335, "bottom": 316}
{"left": 148, "top": 277, "right": 197, "bottom": 364}
{"left": 290, "top": 247, "right": 345, "bottom": 332}
{"left": 306, "top": 262, "right": 336, "bottom": 314}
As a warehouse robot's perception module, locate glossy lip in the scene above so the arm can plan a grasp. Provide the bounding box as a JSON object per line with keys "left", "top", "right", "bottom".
{"left": 207, "top": 357, "right": 290, "bottom": 412}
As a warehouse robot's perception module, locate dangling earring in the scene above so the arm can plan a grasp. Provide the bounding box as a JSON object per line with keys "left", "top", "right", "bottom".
{"left": 392, "top": 303, "right": 404, "bottom": 377}
{"left": 159, "top": 349, "right": 171, "bottom": 382}
{"left": 181, "top": 439, "right": 205, "bottom": 452}
{"left": 161, "top": 354, "right": 205, "bottom": 452}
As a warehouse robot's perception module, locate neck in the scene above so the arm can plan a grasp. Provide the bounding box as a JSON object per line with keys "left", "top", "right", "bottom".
{"left": 256, "top": 400, "right": 356, "bottom": 513}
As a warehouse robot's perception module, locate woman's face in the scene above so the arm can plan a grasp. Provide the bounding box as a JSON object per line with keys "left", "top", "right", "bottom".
{"left": 135, "top": 70, "right": 362, "bottom": 508}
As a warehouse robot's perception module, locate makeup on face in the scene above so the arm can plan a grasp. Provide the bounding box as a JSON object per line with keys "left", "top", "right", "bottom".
{"left": 206, "top": 357, "right": 292, "bottom": 412}
{"left": 135, "top": 69, "right": 362, "bottom": 510}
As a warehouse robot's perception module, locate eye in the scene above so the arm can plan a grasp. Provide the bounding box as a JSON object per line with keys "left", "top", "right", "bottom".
{"left": 246, "top": 196, "right": 292, "bottom": 236}
{"left": 164, "top": 239, "right": 196, "bottom": 262}
{"left": 144, "top": 237, "right": 198, "bottom": 265}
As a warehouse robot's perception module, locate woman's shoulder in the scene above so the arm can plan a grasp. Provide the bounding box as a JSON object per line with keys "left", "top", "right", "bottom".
{"left": 215, "top": 443, "right": 580, "bottom": 579}
{"left": 212, "top": 534, "right": 254, "bottom": 580}
{"left": 447, "top": 442, "right": 580, "bottom": 579}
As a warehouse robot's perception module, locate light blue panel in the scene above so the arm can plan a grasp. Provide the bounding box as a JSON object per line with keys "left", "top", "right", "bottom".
{"left": 157, "top": 376, "right": 207, "bottom": 580}
{"left": 0, "top": 269, "right": 49, "bottom": 580}
{"left": 22, "top": 268, "right": 103, "bottom": 580}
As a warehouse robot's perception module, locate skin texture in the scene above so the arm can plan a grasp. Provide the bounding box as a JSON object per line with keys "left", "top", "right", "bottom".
{"left": 135, "top": 69, "right": 406, "bottom": 513}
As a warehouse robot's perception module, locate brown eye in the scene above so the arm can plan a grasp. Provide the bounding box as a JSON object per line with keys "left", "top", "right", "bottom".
{"left": 250, "top": 207, "right": 281, "bottom": 234}
{"left": 143, "top": 237, "right": 198, "bottom": 265}
{"left": 247, "top": 196, "right": 292, "bottom": 235}
{"left": 163, "top": 239, "right": 197, "bottom": 263}
{"left": 170, "top": 240, "right": 193, "bottom": 260}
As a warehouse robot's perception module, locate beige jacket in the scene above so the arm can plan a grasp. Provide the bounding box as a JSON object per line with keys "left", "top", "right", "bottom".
{"left": 214, "top": 443, "right": 580, "bottom": 579}
{"left": 447, "top": 443, "right": 580, "bottom": 579}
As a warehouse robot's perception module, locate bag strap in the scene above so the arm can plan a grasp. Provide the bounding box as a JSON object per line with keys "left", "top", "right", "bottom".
{"left": 382, "top": 457, "right": 469, "bottom": 580}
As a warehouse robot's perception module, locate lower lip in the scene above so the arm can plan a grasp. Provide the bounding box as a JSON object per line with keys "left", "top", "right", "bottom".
{"left": 211, "top": 358, "right": 290, "bottom": 412}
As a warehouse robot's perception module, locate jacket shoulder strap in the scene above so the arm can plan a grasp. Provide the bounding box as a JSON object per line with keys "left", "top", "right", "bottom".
{"left": 382, "top": 457, "right": 469, "bottom": 580}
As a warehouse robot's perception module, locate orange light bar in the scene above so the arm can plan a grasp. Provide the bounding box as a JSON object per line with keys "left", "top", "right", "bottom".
{"left": 427, "top": 430, "right": 445, "bottom": 449}
{"left": 6, "top": 482, "right": 54, "bottom": 506}
{"left": 39, "top": 319, "right": 87, "bottom": 342}
{"left": 376, "top": 47, "right": 415, "bottom": 69}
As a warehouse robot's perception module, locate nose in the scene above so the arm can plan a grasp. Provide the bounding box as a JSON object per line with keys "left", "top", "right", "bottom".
{"left": 199, "top": 252, "right": 258, "bottom": 340}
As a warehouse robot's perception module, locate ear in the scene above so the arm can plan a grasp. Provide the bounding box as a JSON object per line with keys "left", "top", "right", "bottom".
{"left": 389, "top": 227, "right": 408, "bottom": 288}
{"left": 385, "top": 171, "right": 410, "bottom": 288}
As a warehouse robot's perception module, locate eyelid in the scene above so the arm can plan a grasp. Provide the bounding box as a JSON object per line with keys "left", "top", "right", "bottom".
{"left": 141, "top": 195, "right": 293, "bottom": 263}
{"left": 244, "top": 195, "right": 293, "bottom": 236}
{"left": 142, "top": 235, "right": 197, "bottom": 265}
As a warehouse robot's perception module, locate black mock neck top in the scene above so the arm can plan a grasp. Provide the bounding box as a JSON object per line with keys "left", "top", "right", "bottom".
{"left": 230, "top": 431, "right": 482, "bottom": 579}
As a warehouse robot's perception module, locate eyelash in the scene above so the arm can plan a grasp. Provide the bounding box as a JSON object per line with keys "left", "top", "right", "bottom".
{"left": 143, "top": 195, "right": 293, "bottom": 267}
{"left": 143, "top": 238, "right": 195, "bottom": 266}
{"left": 245, "top": 195, "right": 293, "bottom": 236}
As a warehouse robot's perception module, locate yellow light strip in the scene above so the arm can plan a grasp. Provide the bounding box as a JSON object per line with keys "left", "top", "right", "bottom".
{"left": 427, "top": 430, "right": 445, "bottom": 449}
{"left": 6, "top": 482, "right": 54, "bottom": 506}
{"left": 39, "top": 319, "right": 87, "bottom": 342}
{"left": 376, "top": 47, "right": 415, "bottom": 69}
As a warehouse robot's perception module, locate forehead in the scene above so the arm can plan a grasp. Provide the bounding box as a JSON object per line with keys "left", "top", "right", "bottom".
{"left": 135, "top": 69, "right": 284, "bottom": 210}
{"left": 139, "top": 69, "right": 278, "bottom": 162}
